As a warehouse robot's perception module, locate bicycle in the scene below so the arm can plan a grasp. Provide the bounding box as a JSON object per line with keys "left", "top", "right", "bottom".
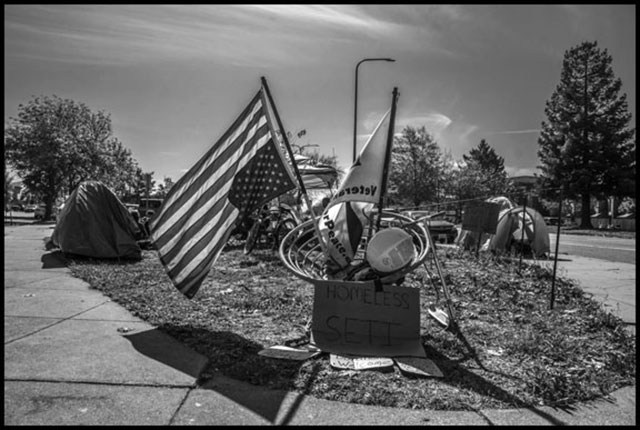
{"left": 243, "top": 203, "right": 300, "bottom": 255}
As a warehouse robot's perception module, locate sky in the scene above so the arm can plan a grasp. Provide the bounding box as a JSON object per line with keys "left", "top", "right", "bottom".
{"left": 4, "top": 4, "right": 636, "bottom": 184}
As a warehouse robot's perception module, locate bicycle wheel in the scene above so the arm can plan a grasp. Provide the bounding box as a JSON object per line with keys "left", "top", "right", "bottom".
{"left": 274, "top": 219, "right": 298, "bottom": 251}
{"left": 244, "top": 220, "right": 263, "bottom": 255}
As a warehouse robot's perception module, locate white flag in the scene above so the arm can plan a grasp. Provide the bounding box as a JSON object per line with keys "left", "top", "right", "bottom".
{"left": 319, "top": 109, "right": 392, "bottom": 268}
{"left": 327, "top": 109, "right": 391, "bottom": 209}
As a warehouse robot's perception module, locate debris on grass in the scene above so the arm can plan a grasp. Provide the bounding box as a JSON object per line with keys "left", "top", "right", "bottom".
{"left": 67, "top": 245, "right": 636, "bottom": 411}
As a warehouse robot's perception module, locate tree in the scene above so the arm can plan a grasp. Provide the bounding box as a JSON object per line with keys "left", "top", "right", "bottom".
{"left": 388, "top": 126, "right": 443, "bottom": 208}
{"left": 155, "top": 176, "right": 175, "bottom": 199}
{"left": 5, "top": 95, "right": 142, "bottom": 219}
{"left": 4, "top": 167, "right": 16, "bottom": 210}
{"left": 276, "top": 127, "right": 342, "bottom": 182}
{"left": 456, "top": 139, "right": 512, "bottom": 199}
{"left": 463, "top": 139, "right": 506, "bottom": 174}
{"left": 618, "top": 197, "right": 635, "bottom": 215}
{"left": 95, "top": 138, "right": 140, "bottom": 199}
{"left": 305, "top": 151, "right": 338, "bottom": 168}
{"left": 537, "top": 41, "right": 636, "bottom": 229}
{"left": 138, "top": 171, "right": 155, "bottom": 200}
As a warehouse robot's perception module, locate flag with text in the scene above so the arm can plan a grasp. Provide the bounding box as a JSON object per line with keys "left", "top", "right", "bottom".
{"left": 319, "top": 110, "right": 391, "bottom": 267}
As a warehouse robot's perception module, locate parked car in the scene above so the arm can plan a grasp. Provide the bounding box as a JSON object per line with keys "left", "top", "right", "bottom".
{"left": 403, "top": 210, "right": 458, "bottom": 244}
{"left": 34, "top": 205, "right": 46, "bottom": 220}
{"left": 23, "top": 203, "right": 38, "bottom": 212}
{"left": 9, "top": 203, "right": 24, "bottom": 211}
{"left": 34, "top": 204, "right": 61, "bottom": 220}
{"left": 125, "top": 203, "right": 140, "bottom": 212}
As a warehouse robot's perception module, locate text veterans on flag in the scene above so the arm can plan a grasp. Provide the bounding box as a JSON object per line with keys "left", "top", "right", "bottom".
{"left": 149, "top": 86, "right": 297, "bottom": 298}
{"left": 319, "top": 109, "right": 391, "bottom": 268}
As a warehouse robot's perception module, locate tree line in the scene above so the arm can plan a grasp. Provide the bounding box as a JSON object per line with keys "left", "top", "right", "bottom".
{"left": 387, "top": 132, "right": 512, "bottom": 213}
{"left": 5, "top": 41, "right": 635, "bottom": 228}
{"left": 4, "top": 95, "right": 165, "bottom": 219}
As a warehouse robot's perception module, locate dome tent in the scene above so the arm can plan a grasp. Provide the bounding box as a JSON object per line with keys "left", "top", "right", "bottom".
{"left": 488, "top": 206, "right": 550, "bottom": 257}
{"left": 52, "top": 181, "right": 142, "bottom": 259}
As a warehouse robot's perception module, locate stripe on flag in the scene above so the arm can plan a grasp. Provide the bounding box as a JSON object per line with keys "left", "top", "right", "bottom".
{"left": 149, "top": 88, "right": 297, "bottom": 298}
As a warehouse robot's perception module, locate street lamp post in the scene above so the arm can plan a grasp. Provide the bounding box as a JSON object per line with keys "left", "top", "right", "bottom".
{"left": 353, "top": 57, "right": 395, "bottom": 162}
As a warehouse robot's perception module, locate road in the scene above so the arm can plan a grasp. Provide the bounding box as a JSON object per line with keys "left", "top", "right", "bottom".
{"left": 549, "top": 233, "right": 636, "bottom": 264}
{"left": 5, "top": 211, "right": 635, "bottom": 265}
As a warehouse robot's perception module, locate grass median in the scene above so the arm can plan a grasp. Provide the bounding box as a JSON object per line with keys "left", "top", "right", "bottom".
{"left": 66, "top": 241, "right": 635, "bottom": 411}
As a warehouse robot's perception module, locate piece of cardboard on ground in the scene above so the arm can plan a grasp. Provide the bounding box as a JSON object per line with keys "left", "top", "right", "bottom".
{"left": 258, "top": 344, "right": 321, "bottom": 361}
{"left": 394, "top": 356, "right": 444, "bottom": 378}
{"left": 329, "top": 354, "right": 394, "bottom": 370}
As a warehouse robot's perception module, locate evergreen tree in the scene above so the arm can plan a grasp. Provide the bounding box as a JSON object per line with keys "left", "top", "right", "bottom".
{"left": 537, "top": 41, "right": 635, "bottom": 228}
{"left": 455, "top": 139, "right": 511, "bottom": 200}
{"left": 463, "top": 139, "right": 506, "bottom": 174}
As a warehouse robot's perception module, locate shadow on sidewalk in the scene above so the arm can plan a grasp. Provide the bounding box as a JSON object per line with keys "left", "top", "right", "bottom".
{"left": 123, "top": 325, "right": 307, "bottom": 424}
{"left": 123, "top": 328, "right": 207, "bottom": 379}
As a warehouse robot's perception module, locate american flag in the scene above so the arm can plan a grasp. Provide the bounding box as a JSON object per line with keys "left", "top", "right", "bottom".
{"left": 149, "top": 87, "right": 297, "bottom": 298}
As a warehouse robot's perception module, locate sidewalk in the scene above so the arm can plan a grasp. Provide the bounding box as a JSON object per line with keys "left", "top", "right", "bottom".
{"left": 538, "top": 252, "right": 636, "bottom": 334}
{"left": 4, "top": 224, "right": 636, "bottom": 425}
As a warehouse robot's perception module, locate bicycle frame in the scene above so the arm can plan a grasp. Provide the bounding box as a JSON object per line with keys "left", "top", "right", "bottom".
{"left": 244, "top": 203, "right": 300, "bottom": 254}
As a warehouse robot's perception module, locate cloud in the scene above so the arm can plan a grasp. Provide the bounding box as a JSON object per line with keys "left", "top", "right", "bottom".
{"left": 436, "top": 122, "right": 480, "bottom": 161}
{"left": 487, "top": 129, "right": 540, "bottom": 135}
{"left": 4, "top": 4, "right": 474, "bottom": 68}
{"left": 3, "top": 5, "right": 402, "bottom": 67}
{"left": 396, "top": 113, "right": 452, "bottom": 135}
{"left": 360, "top": 112, "right": 453, "bottom": 135}
{"left": 359, "top": 108, "right": 479, "bottom": 159}
{"left": 243, "top": 4, "right": 379, "bottom": 31}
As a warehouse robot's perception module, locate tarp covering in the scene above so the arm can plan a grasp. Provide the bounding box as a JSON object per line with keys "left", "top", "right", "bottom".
{"left": 294, "top": 153, "right": 339, "bottom": 190}
{"left": 298, "top": 163, "right": 338, "bottom": 190}
{"left": 52, "top": 181, "right": 142, "bottom": 259}
{"left": 486, "top": 196, "right": 516, "bottom": 213}
{"left": 456, "top": 196, "right": 515, "bottom": 250}
{"left": 488, "top": 206, "right": 550, "bottom": 257}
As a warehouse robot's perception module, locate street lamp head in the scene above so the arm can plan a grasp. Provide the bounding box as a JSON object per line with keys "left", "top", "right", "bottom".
{"left": 358, "top": 58, "right": 396, "bottom": 67}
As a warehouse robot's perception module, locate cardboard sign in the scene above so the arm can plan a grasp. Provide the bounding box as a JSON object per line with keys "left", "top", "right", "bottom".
{"left": 311, "top": 279, "right": 424, "bottom": 357}
{"left": 462, "top": 201, "right": 501, "bottom": 234}
{"left": 330, "top": 354, "right": 394, "bottom": 370}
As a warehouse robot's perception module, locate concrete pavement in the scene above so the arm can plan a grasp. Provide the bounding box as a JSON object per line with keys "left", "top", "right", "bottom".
{"left": 538, "top": 252, "right": 636, "bottom": 334}
{"left": 4, "top": 223, "right": 636, "bottom": 425}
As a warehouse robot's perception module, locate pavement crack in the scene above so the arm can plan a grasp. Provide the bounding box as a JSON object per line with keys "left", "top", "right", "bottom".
{"left": 4, "top": 300, "right": 111, "bottom": 345}
{"left": 4, "top": 378, "right": 195, "bottom": 390}
{"left": 168, "top": 386, "right": 196, "bottom": 425}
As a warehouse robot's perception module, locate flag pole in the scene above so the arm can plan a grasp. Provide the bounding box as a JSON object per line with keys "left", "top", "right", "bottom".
{"left": 375, "top": 87, "right": 399, "bottom": 231}
{"left": 260, "top": 76, "right": 327, "bottom": 252}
